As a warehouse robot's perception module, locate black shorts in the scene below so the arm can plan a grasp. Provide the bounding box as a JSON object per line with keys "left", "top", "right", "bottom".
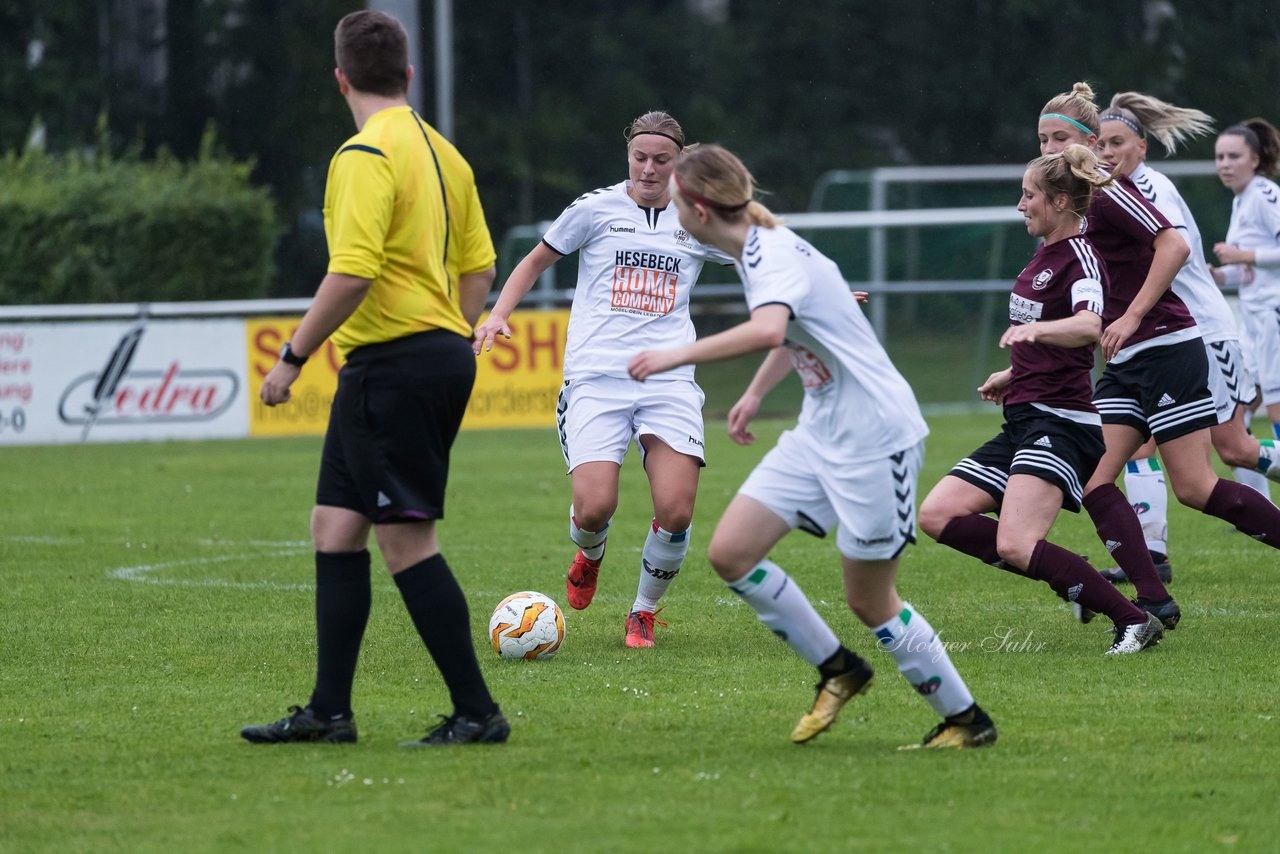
{"left": 317, "top": 329, "right": 476, "bottom": 523}
{"left": 1093, "top": 338, "right": 1218, "bottom": 443}
{"left": 948, "top": 404, "right": 1105, "bottom": 512}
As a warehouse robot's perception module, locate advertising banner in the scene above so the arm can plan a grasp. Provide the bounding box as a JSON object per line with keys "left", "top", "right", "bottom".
{"left": 245, "top": 318, "right": 341, "bottom": 437}
{"left": 0, "top": 317, "right": 249, "bottom": 445}
{"left": 0, "top": 307, "right": 569, "bottom": 445}
{"left": 464, "top": 309, "right": 569, "bottom": 430}
{"left": 244, "top": 309, "right": 570, "bottom": 433}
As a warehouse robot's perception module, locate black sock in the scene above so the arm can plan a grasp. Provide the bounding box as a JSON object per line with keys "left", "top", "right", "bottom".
{"left": 394, "top": 554, "right": 497, "bottom": 718}
{"left": 817, "top": 645, "right": 866, "bottom": 681}
{"left": 308, "top": 550, "right": 371, "bottom": 719}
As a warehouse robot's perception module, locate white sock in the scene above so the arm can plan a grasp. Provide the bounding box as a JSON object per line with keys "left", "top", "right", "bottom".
{"left": 871, "top": 602, "right": 974, "bottom": 718}
{"left": 1255, "top": 439, "right": 1280, "bottom": 488}
{"left": 1236, "top": 462, "right": 1274, "bottom": 496}
{"left": 569, "top": 504, "right": 609, "bottom": 561}
{"left": 1123, "top": 459, "right": 1168, "bottom": 555}
{"left": 632, "top": 522, "right": 688, "bottom": 613}
{"left": 728, "top": 559, "right": 840, "bottom": 666}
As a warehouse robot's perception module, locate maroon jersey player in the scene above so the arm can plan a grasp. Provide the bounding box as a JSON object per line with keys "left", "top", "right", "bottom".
{"left": 920, "top": 145, "right": 1164, "bottom": 655}
{"left": 1037, "top": 83, "right": 1280, "bottom": 634}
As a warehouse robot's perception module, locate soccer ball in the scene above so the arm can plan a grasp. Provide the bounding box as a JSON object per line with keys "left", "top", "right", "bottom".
{"left": 488, "top": 591, "right": 565, "bottom": 660}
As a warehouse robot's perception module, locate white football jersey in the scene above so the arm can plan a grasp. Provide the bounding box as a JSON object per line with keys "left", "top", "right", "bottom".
{"left": 1226, "top": 175, "right": 1280, "bottom": 307}
{"left": 1129, "top": 163, "right": 1238, "bottom": 343}
{"left": 542, "top": 181, "right": 733, "bottom": 381}
{"left": 736, "top": 224, "right": 929, "bottom": 465}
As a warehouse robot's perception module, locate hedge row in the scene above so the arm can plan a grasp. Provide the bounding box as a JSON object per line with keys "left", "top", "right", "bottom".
{"left": 0, "top": 145, "right": 278, "bottom": 305}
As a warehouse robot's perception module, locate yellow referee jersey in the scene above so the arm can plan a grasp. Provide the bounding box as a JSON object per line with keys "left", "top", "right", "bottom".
{"left": 324, "top": 105, "right": 496, "bottom": 357}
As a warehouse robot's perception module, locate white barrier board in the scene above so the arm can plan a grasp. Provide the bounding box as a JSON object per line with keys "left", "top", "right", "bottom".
{"left": 0, "top": 319, "right": 249, "bottom": 445}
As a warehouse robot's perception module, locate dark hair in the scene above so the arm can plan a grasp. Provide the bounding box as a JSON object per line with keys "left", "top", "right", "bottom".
{"left": 1221, "top": 118, "right": 1280, "bottom": 177}
{"left": 334, "top": 10, "right": 409, "bottom": 97}
{"left": 1027, "top": 144, "right": 1114, "bottom": 219}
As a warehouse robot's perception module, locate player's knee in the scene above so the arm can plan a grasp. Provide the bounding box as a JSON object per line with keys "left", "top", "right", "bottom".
{"left": 994, "top": 536, "right": 1033, "bottom": 572}
{"left": 1170, "top": 478, "right": 1212, "bottom": 511}
{"left": 706, "top": 537, "right": 749, "bottom": 582}
{"left": 844, "top": 594, "right": 880, "bottom": 627}
{"left": 573, "top": 501, "right": 617, "bottom": 532}
{"left": 1213, "top": 437, "right": 1255, "bottom": 469}
{"left": 916, "top": 498, "right": 953, "bottom": 541}
{"left": 654, "top": 508, "right": 693, "bottom": 534}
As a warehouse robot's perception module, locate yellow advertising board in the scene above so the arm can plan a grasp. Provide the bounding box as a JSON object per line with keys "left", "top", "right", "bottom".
{"left": 244, "top": 310, "right": 570, "bottom": 436}
{"left": 464, "top": 309, "right": 569, "bottom": 429}
{"left": 245, "top": 318, "right": 341, "bottom": 436}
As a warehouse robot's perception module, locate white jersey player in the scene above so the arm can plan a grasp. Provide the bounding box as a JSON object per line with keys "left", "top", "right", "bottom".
{"left": 474, "top": 111, "right": 731, "bottom": 649}
{"left": 629, "top": 143, "right": 996, "bottom": 750}
{"left": 547, "top": 180, "right": 729, "bottom": 383}
{"left": 1093, "top": 96, "right": 1280, "bottom": 586}
{"left": 1213, "top": 117, "right": 1280, "bottom": 440}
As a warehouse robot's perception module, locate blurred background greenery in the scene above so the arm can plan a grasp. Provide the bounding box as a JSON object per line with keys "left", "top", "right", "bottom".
{"left": 3, "top": 1, "right": 1266, "bottom": 408}
{"left": 3, "top": 1, "right": 1270, "bottom": 296}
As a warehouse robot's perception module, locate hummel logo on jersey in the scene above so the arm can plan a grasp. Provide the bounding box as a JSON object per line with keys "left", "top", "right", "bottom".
{"left": 609, "top": 225, "right": 636, "bottom": 234}
{"left": 1104, "top": 539, "right": 1121, "bottom": 554}
{"left": 687, "top": 435, "right": 704, "bottom": 447}
{"left": 1158, "top": 393, "right": 1176, "bottom": 407}
{"left": 1033, "top": 435, "right": 1053, "bottom": 448}
{"left": 377, "top": 491, "right": 392, "bottom": 508}
{"left": 1066, "top": 583, "right": 1083, "bottom": 602}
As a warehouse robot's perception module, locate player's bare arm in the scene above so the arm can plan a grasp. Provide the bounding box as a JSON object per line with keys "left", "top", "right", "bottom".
{"left": 458, "top": 266, "right": 496, "bottom": 329}
{"left": 261, "top": 273, "right": 371, "bottom": 406}
{"left": 999, "top": 309, "right": 1101, "bottom": 350}
{"left": 628, "top": 304, "right": 790, "bottom": 381}
{"left": 727, "top": 347, "right": 793, "bottom": 445}
{"left": 474, "top": 243, "right": 562, "bottom": 354}
{"left": 976, "top": 368, "right": 1013, "bottom": 404}
{"left": 1100, "top": 228, "right": 1188, "bottom": 360}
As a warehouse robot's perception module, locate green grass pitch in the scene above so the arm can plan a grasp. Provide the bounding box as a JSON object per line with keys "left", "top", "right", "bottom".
{"left": 2, "top": 411, "right": 1278, "bottom": 852}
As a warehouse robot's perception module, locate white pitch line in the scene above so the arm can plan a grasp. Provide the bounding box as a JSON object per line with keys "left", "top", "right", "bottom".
{"left": 108, "top": 547, "right": 314, "bottom": 591}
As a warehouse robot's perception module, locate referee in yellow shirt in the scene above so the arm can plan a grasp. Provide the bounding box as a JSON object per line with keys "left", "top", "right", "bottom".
{"left": 242, "top": 9, "right": 506, "bottom": 747}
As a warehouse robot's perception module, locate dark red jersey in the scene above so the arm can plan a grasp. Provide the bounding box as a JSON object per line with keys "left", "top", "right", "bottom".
{"left": 1085, "top": 173, "right": 1197, "bottom": 353}
{"left": 1005, "top": 235, "right": 1106, "bottom": 412}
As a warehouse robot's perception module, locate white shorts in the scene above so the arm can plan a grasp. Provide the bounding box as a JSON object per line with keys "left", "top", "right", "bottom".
{"left": 1227, "top": 296, "right": 1259, "bottom": 380}
{"left": 556, "top": 374, "right": 706, "bottom": 471}
{"left": 1240, "top": 305, "right": 1280, "bottom": 406}
{"left": 1205, "top": 338, "right": 1259, "bottom": 422}
{"left": 739, "top": 430, "right": 924, "bottom": 561}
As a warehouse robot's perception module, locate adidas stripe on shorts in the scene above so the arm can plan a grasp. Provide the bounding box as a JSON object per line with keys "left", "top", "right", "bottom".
{"left": 1093, "top": 338, "right": 1219, "bottom": 443}
{"left": 948, "top": 404, "right": 1105, "bottom": 513}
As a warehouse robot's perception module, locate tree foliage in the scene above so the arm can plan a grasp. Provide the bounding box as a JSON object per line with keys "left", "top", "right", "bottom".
{"left": 0, "top": 129, "right": 276, "bottom": 304}
{"left": 4, "top": 0, "right": 1279, "bottom": 297}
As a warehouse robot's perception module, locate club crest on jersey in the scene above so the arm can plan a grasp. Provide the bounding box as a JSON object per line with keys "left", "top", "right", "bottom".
{"left": 674, "top": 228, "right": 691, "bottom": 245}
{"left": 1032, "top": 269, "right": 1053, "bottom": 290}
{"left": 786, "top": 344, "right": 833, "bottom": 391}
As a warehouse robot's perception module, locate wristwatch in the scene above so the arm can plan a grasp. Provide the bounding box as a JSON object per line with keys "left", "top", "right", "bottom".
{"left": 279, "top": 341, "right": 309, "bottom": 367}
